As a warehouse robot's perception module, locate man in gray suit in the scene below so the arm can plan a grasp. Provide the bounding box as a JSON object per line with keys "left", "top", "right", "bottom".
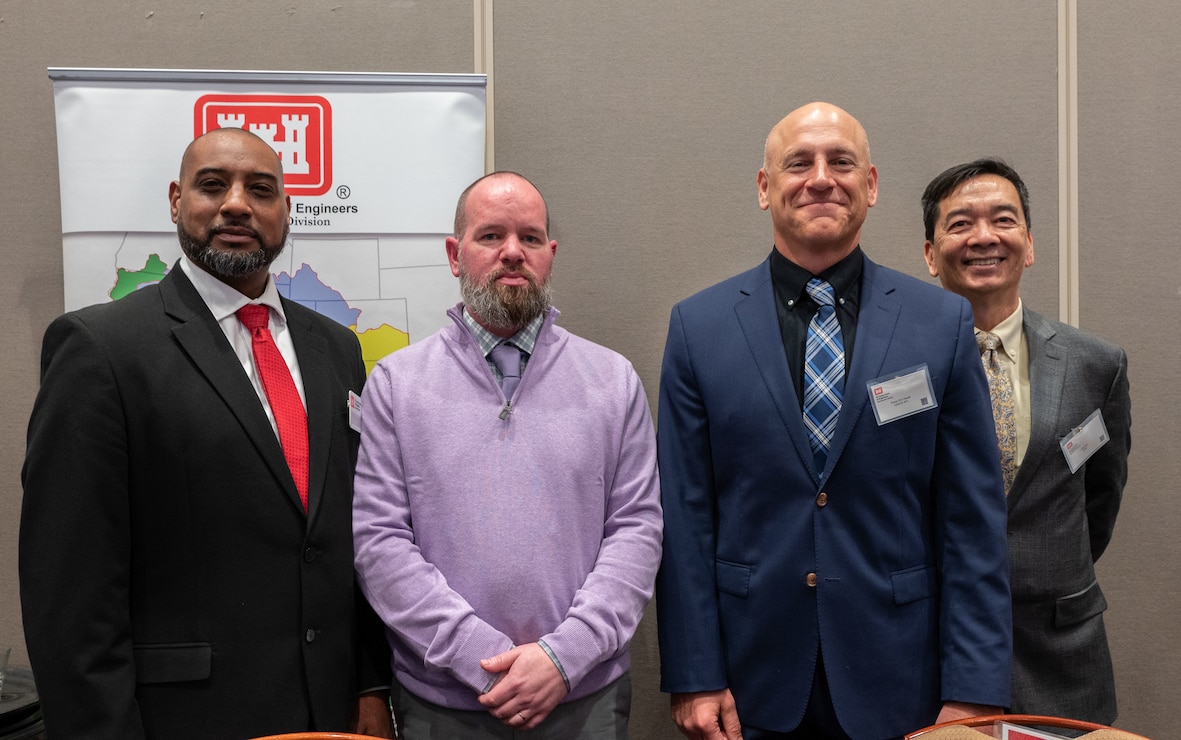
{"left": 922, "top": 158, "right": 1131, "bottom": 723}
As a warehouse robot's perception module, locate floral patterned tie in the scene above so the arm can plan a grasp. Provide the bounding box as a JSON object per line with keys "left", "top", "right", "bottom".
{"left": 977, "top": 330, "right": 1017, "bottom": 495}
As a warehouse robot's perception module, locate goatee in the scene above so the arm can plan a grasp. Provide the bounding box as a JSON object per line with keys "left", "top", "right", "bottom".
{"left": 177, "top": 221, "right": 287, "bottom": 279}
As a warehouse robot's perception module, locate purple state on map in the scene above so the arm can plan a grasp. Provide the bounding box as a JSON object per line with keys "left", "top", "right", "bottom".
{"left": 275, "top": 264, "right": 361, "bottom": 327}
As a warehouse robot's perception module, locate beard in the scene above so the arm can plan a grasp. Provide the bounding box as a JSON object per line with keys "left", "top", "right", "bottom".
{"left": 177, "top": 220, "right": 288, "bottom": 280}
{"left": 459, "top": 262, "right": 553, "bottom": 334}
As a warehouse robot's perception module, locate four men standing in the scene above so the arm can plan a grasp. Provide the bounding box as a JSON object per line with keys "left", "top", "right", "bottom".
{"left": 19, "top": 117, "right": 1130, "bottom": 739}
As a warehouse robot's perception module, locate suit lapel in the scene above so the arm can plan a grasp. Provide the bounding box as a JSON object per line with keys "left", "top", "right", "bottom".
{"left": 1009, "top": 309, "right": 1065, "bottom": 503}
{"left": 161, "top": 268, "right": 307, "bottom": 518}
{"left": 824, "top": 258, "right": 900, "bottom": 477}
{"left": 285, "top": 300, "right": 334, "bottom": 522}
{"left": 732, "top": 261, "right": 818, "bottom": 480}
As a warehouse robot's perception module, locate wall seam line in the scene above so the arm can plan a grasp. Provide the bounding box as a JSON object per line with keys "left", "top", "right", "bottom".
{"left": 1059, "top": 0, "right": 1080, "bottom": 326}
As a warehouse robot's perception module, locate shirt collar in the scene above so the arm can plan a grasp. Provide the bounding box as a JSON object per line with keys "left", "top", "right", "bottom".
{"left": 461, "top": 307, "right": 546, "bottom": 358}
{"left": 770, "top": 245, "right": 864, "bottom": 303}
{"left": 981, "top": 299, "right": 1024, "bottom": 363}
{"left": 179, "top": 255, "right": 286, "bottom": 323}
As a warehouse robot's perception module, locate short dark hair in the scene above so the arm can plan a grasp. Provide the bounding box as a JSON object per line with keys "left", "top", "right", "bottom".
{"left": 921, "top": 158, "right": 1030, "bottom": 242}
{"left": 453, "top": 170, "right": 550, "bottom": 239}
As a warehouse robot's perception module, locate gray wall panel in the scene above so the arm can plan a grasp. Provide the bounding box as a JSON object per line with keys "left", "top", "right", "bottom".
{"left": 1079, "top": 3, "right": 1181, "bottom": 737}
{"left": 494, "top": 1, "right": 1059, "bottom": 409}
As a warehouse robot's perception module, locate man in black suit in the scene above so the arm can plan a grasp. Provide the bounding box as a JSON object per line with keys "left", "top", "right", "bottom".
{"left": 923, "top": 157, "right": 1131, "bottom": 723}
{"left": 20, "top": 127, "right": 392, "bottom": 739}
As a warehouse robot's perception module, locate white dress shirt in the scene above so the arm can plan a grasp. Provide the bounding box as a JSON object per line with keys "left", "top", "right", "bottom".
{"left": 179, "top": 256, "right": 306, "bottom": 441}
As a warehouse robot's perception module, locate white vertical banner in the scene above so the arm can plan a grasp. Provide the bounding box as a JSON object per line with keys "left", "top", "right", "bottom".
{"left": 49, "top": 68, "right": 486, "bottom": 372}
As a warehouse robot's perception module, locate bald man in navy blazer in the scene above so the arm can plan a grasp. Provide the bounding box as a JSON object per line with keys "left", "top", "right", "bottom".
{"left": 656, "top": 103, "right": 1012, "bottom": 739}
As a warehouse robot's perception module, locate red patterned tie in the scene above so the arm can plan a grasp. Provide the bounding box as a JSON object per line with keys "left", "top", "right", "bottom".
{"left": 237, "top": 304, "right": 309, "bottom": 512}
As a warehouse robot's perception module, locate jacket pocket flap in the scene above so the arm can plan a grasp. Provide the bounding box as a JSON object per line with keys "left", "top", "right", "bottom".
{"left": 133, "top": 642, "right": 212, "bottom": 684}
{"left": 715, "top": 559, "right": 751, "bottom": 597}
{"left": 891, "top": 563, "right": 937, "bottom": 605}
{"left": 1054, "top": 580, "right": 1107, "bottom": 627}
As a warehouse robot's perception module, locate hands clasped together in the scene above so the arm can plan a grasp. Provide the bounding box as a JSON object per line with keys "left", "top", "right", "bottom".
{"left": 479, "top": 643, "right": 570, "bottom": 731}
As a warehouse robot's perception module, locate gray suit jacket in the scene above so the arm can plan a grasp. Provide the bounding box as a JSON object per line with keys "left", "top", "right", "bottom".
{"left": 1007, "top": 308, "right": 1131, "bottom": 724}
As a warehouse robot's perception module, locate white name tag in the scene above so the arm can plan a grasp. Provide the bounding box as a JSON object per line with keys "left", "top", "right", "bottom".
{"left": 1059, "top": 408, "right": 1109, "bottom": 473}
{"left": 867, "top": 364, "right": 938, "bottom": 425}
{"left": 348, "top": 390, "right": 363, "bottom": 432}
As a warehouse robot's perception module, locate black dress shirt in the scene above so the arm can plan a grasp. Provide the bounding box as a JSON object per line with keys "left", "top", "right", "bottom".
{"left": 769, "top": 246, "right": 863, "bottom": 409}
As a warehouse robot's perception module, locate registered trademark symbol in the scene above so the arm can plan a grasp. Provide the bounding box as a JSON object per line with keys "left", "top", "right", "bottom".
{"left": 336, "top": 185, "right": 351, "bottom": 199}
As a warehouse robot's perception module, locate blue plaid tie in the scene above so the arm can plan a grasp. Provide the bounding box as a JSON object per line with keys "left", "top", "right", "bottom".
{"left": 803, "top": 278, "right": 845, "bottom": 472}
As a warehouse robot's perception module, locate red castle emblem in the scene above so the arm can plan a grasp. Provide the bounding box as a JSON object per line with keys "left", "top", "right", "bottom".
{"left": 194, "top": 94, "right": 332, "bottom": 196}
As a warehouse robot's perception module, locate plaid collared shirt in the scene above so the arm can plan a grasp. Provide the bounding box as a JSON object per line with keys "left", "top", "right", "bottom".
{"left": 461, "top": 308, "right": 545, "bottom": 383}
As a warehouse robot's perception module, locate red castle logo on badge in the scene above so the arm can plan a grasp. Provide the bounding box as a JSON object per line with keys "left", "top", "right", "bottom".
{"left": 873, "top": 386, "right": 883, "bottom": 396}
{"left": 194, "top": 94, "right": 332, "bottom": 196}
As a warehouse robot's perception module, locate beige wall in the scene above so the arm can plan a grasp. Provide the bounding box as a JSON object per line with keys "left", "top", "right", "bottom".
{"left": 0, "top": 2, "right": 1175, "bottom": 737}
{"left": 1078, "top": 1, "right": 1181, "bottom": 727}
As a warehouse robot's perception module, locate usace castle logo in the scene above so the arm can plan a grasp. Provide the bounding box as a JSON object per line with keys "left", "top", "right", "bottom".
{"left": 194, "top": 94, "right": 332, "bottom": 196}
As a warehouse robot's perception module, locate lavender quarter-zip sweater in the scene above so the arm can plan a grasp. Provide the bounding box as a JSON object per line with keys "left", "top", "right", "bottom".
{"left": 354, "top": 305, "right": 662, "bottom": 710}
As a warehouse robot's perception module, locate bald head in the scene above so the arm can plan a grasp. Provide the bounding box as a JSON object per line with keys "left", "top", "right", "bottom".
{"left": 453, "top": 171, "right": 549, "bottom": 240}
{"left": 764, "top": 102, "right": 872, "bottom": 171}
{"left": 756, "top": 101, "right": 878, "bottom": 272}
{"left": 178, "top": 127, "right": 285, "bottom": 184}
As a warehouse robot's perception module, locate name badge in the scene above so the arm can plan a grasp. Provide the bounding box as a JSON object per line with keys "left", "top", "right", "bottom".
{"left": 1059, "top": 408, "right": 1109, "bottom": 473}
{"left": 347, "top": 390, "right": 363, "bottom": 432}
{"left": 867, "top": 364, "right": 938, "bottom": 425}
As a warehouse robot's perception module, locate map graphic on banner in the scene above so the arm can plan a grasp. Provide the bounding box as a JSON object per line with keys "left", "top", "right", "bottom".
{"left": 104, "top": 236, "right": 444, "bottom": 375}
{"left": 113, "top": 254, "right": 404, "bottom": 371}
{"left": 51, "top": 69, "right": 486, "bottom": 373}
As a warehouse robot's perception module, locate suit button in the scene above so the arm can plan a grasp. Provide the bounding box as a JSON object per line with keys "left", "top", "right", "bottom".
{"left": 806, "top": 572, "right": 818, "bottom": 587}
{"left": 816, "top": 492, "right": 828, "bottom": 507}
{"left": 303, "top": 547, "right": 319, "bottom": 562}
{"left": 305, "top": 628, "right": 316, "bottom": 643}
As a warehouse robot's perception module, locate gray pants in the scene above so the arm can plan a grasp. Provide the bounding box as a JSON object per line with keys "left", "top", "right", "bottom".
{"left": 393, "top": 672, "right": 631, "bottom": 740}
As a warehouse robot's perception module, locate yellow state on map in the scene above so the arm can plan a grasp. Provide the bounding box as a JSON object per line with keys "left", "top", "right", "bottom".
{"left": 354, "top": 324, "right": 410, "bottom": 375}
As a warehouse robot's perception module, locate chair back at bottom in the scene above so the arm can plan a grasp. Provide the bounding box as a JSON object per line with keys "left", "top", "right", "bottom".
{"left": 905, "top": 714, "right": 1152, "bottom": 739}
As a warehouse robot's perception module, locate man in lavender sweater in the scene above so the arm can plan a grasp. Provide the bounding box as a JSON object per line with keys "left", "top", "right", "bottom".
{"left": 353, "top": 171, "right": 663, "bottom": 739}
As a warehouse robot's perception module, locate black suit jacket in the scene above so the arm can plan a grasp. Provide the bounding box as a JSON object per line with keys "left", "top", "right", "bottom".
{"left": 20, "top": 265, "right": 387, "bottom": 739}
{"left": 1007, "top": 308, "right": 1130, "bottom": 723}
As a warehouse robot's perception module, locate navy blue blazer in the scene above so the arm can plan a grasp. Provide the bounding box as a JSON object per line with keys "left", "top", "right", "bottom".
{"left": 655, "top": 254, "right": 1012, "bottom": 738}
